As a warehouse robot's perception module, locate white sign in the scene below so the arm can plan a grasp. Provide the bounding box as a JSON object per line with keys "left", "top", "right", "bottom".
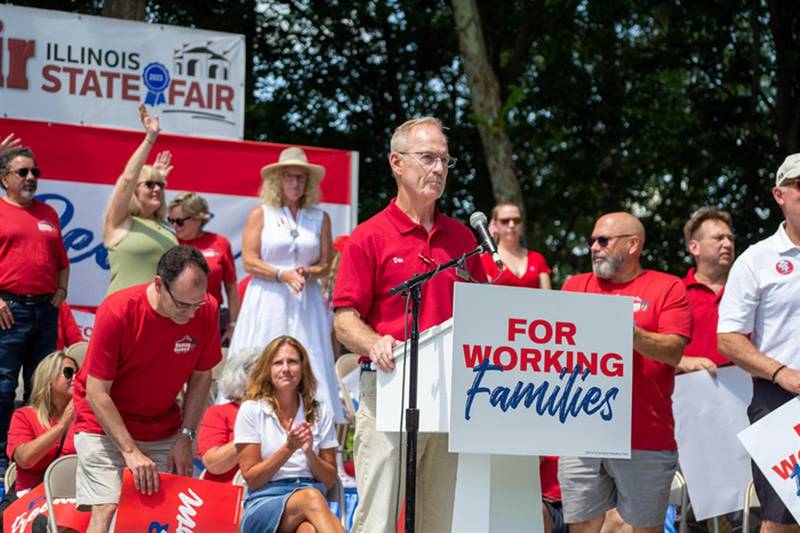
{"left": 673, "top": 366, "right": 753, "bottom": 520}
{"left": 0, "top": 4, "right": 245, "bottom": 139}
{"left": 738, "top": 396, "right": 800, "bottom": 521}
{"left": 449, "top": 284, "right": 633, "bottom": 457}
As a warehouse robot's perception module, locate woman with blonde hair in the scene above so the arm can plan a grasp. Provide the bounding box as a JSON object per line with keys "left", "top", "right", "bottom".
{"left": 234, "top": 336, "right": 342, "bottom": 533}
{"left": 7, "top": 351, "right": 77, "bottom": 494}
{"left": 229, "top": 146, "right": 343, "bottom": 423}
{"left": 484, "top": 202, "right": 552, "bottom": 289}
{"left": 103, "top": 104, "right": 177, "bottom": 295}
{"left": 168, "top": 192, "right": 239, "bottom": 343}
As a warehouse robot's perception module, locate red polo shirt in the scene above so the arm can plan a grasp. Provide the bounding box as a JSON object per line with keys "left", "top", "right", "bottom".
{"left": 562, "top": 270, "right": 692, "bottom": 450}
{"left": 197, "top": 402, "right": 240, "bottom": 482}
{"left": 682, "top": 268, "right": 730, "bottom": 366}
{"left": 73, "top": 284, "right": 222, "bottom": 441}
{"left": 333, "top": 199, "right": 485, "bottom": 351}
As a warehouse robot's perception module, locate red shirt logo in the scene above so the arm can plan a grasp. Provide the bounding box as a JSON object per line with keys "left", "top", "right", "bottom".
{"left": 37, "top": 221, "right": 55, "bottom": 232}
{"left": 776, "top": 259, "right": 794, "bottom": 276}
{"left": 633, "top": 296, "right": 649, "bottom": 313}
{"left": 173, "top": 335, "right": 197, "bottom": 354}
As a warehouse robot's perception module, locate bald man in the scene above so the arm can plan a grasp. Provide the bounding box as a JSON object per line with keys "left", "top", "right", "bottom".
{"left": 558, "top": 212, "right": 692, "bottom": 533}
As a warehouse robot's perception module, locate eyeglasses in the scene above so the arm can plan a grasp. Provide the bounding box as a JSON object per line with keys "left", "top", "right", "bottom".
{"left": 9, "top": 167, "right": 41, "bottom": 179}
{"left": 139, "top": 180, "right": 165, "bottom": 190}
{"left": 497, "top": 216, "right": 522, "bottom": 226}
{"left": 62, "top": 367, "right": 76, "bottom": 380}
{"left": 586, "top": 234, "right": 636, "bottom": 248}
{"left": 167, "top": 216, "right": 193, "bottom": 226}
{"left": 398, "top": 152, "right": 457, "bottom": 169}
{"left": 163, "top": 281, "right": 207, "bottom": 310}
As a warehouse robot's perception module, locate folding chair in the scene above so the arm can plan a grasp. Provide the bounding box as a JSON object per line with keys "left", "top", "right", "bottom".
{"left": 4, "top": 461, "right": 16, "bottom": 492}
{"left": 669, "top": 469, "right": 689, "bottom": 533}
{"left": 232, "top": 469, "right": 245, "bottom": 487}
{"left": 742, "top": 480, "right": 760, "bottom": 533}
{"left": 43, "top": 454, "right": 78, "bottom": 533}
{"left": 334, "top": 353, "right": 359, "bottom": 445}
{"left": 65, "top": 341, "right": 89, "bottom": 367}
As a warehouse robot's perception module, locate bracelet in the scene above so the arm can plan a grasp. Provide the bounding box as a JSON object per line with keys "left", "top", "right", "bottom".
{"left": 772, "top": 364, "right": 787, "bottom": 383}
{"left": 275, "top": 269, "right": 282, "bottom": 282}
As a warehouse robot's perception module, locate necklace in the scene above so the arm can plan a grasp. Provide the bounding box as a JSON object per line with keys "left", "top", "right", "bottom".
{"left": 282, "top": 207, "right": 302, "bottom": 263}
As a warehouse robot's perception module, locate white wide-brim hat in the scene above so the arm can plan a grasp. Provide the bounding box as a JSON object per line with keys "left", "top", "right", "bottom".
{"left": 260, "top": 146, "right": 326, "bottom": 183}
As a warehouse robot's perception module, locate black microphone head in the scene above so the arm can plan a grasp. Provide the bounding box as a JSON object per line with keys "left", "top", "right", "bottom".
{"left": 470, "top": 211, "right": 488, "bottom": 229}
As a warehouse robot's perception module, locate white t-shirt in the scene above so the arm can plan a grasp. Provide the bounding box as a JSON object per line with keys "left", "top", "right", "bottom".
{"left": 718, "top": 223, "right": 800, "bottom": 366}
{"left": 233, "top": 396, "right": 338, "bottom": 481}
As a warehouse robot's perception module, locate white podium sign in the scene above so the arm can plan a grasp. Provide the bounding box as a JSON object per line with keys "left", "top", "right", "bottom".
{"left": 738, "top": 396, "right": 800, "bottom": 521}
{"left": 449, "top": 284, "right": 633, "bottom": 457}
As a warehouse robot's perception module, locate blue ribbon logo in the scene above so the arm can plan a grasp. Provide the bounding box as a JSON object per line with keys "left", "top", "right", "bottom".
{"left": 142, "top": 62, "right": 171, "bottom": 106}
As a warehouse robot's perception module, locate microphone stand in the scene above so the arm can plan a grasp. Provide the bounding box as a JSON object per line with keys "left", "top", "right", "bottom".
{"left": 389, "top": 244, "right": 485, "bottom": 533}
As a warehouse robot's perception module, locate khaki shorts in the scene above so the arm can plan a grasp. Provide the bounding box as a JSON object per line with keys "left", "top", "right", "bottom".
{"left": 558, "top": 450, "right": 678, "bottom": 527}
{"left": 75, "top": 432, "right": 176, "bottom": 508}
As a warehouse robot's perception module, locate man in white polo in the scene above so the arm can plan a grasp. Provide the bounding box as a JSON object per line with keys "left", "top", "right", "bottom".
{"left": 718, "top": 154, "right": 800, "bottom": 530}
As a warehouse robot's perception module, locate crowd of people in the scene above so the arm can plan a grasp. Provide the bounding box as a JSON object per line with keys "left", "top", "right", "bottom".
{"left": 0, "top": 106, "right": 798, "bottom": 533}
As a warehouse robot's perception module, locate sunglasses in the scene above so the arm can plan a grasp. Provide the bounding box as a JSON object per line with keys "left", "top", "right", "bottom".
{"left": 167, "top": 216, "right": 193, "bottom": 226}
{"left": 497, "top": 216, "right": 522, "bottom": 226}
{"left": 62, "top": 367, "right": 76, "bottom": 380}
{"left": 139, "top": 180, "right": 165, "bottom": 190}
{"left": 10, "top": 167, "right": 41, "bottom": 179}
{"left": 586, "top": 234, "right": 635, "bottom": 248}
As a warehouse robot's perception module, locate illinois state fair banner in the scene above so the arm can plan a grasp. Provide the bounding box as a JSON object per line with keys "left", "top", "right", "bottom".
{"left": 0, "top": 4, "right": 245, "bottom": 139}
{"left": 0, "top": 118, "right": 358, "bottom": 309}
{"left": 449, "top": 284, "right": 633, "bottom": 457}
{"left": 115, "top": 470, "right": 243, "bottom": 532}
{"left": 738, "top": 396, "right": 800, "bottom": 521}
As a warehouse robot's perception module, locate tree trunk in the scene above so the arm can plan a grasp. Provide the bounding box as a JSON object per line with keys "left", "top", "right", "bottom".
{"left": 103, "top": 0, "right": 146, "bottom": 21}
{"left": 768, "top": 0, "right": 800, "bottom": 155}
{"left": 451, "top": 0, "right": 523, "bottom": 208}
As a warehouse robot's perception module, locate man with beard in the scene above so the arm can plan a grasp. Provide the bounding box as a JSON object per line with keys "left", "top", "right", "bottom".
{"left": 558, "top": 212, "right": 692, "bottom": 533}
{"left": 678, "top": 209, "right": 735, "bottom": 375}
{"left": 0, "top": 146, "right": 70, "bottom": 477}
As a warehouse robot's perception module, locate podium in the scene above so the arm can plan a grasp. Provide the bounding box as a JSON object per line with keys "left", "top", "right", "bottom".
{"left": 376, "top": 283, "right": 634, "bottom": 532}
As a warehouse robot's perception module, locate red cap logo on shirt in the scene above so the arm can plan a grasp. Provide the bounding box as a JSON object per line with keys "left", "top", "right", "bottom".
{"left": 633, "top": 296, "right": 649, "bottom": 313}
{"left": 776, "top": 259, "right": 794, "bottom": 276}
{"left": 201, "top": 249, "right": 219, "bottom": 258}
{"left": 174, "top": 335, "right": 197, "bottom": 354}
{"left": 37, "top": 221, "right": 55, "bottom": 232}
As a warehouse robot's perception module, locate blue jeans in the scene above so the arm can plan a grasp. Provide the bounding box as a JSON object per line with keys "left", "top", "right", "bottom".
{"left": 0, "top": 301, "right": 58, "bottom": 463}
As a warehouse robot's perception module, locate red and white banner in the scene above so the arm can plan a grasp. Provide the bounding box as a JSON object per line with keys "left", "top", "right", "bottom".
{"left": 116, "top": 470, "right": 243, "bottom": 533}
{"left": 3, "top": 484, "right": 89, "bottom": 533}
{"left": 0, "top": 117, "right": 359, "bottom": 310}
{"left": 0, "top": 4, "right": 245, "bottom": 139}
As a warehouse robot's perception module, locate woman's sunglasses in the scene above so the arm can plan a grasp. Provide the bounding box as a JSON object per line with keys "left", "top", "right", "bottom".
{"left": 140, "top": 180, "right": 165, "bottom": 190}
{"left": 62, "top": 367, "right": 76, "bottom": 380}
{"left": 167, "top": 216, "right": 193, "bottom": 226}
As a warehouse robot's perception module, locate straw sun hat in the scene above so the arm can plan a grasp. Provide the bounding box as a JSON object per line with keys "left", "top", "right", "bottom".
{"left": 260, "top": 146, "right": 326, "bottom": 183}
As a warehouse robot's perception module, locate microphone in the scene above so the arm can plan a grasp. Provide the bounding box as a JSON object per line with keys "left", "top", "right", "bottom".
{"left": 469, "top": 211, "right": 503, "bottom": 270}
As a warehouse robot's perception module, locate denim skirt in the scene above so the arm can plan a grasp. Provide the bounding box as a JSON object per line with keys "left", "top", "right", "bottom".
{"left": 240, "top": 477, "right": 326, "bottom": 533}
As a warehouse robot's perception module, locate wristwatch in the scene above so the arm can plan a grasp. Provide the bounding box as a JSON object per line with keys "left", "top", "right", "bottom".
{"left": 179, "top": 427, "right": 197, "bottom": 441}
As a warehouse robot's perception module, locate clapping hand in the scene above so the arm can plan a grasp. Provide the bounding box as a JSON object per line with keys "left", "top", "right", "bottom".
{"left": 286, "top": 420, "right": 313, "bottom": 452}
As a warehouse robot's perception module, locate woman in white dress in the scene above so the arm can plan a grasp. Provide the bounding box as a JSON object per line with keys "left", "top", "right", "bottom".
{"left": 229, "top": 147, "right": 344, "bottom": 422}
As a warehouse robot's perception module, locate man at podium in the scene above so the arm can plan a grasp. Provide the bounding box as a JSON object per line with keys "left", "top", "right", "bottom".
{"left": 333, "top": 117, "right": 484, "bottom": 533}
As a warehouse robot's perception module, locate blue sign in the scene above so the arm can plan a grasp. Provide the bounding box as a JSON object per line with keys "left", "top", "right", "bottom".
{"left": 142, "top": 62, "right": 171, "bottom": 106}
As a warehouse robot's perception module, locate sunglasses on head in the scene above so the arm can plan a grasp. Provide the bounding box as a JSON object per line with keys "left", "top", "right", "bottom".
{"left": 167, "top": 216, "right": 192, "bottom": 226}
{"left": 140, "top": 180, "right": 165, "bottom": 190}
{"left": 62, "top": 367, "right": 76, "bottom": 380}
{"left": 10, "top": 167, "right": 41, "bottom": 179}
{"left": 497, "top": 216, "right": 522, "bottom": 226}
{"left": 585, "top": 234, "right": 635, "bottom": 248}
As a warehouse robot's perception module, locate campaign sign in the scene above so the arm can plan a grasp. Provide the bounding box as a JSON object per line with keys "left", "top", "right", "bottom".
{"left": 738, "top": 396, "right": 800, "bottom": 521}
{"left": 115, "top": 470, "right": 243, "bottom": 532}
{"left": 449, "top": 284, "right": 633, "bottom": 457}
{"left": 0, "top": 4, "right": 246, "bottom": 139}
{"left": 3, "top": 484, "right": 89, "bottom": 533}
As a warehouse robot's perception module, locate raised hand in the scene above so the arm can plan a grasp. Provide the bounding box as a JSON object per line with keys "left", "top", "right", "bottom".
{"left": 138, "top": 103, "right": 160, "bottom": 139}
{"left": 153, "top": 151, "right": 174, "bottom": 181}
{"left": 0, "top": 133, "right": 21, "bottom": 152}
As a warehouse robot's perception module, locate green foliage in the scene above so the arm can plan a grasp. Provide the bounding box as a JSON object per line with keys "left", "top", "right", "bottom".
{"left": 14, "top": 0, "right": 794, "bottom": 285}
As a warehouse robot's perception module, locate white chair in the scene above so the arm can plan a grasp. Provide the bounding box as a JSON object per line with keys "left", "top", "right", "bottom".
{"left": 198, "top": 468, "right": 207, "bottom": 480}
{"left": 65, "top": 341, "right": 89, "bottom": 367}
{"left": 4, "top": 461, "right": 17, "bottom": 492}
{"left": 232, "top": 469, "right": 245, "bottom": 487}
{"left": 742, "top": 480, "right": 760, "bottom": 533}
{"left": 334, "top": 353, "right": 359, "bottom": 445}
{"left": 669, "top": 470, "right": 690, "bottom": 533}
{"left": 43, "top": 454, "right": 78, "bottom": 533}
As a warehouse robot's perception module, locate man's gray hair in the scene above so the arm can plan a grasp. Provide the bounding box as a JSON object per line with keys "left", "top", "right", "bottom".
{"left": 218, "top": 347, "right": 260, "bottom": 401}
{"left": 389, "top": 117, "right": 447, "bottom": 153}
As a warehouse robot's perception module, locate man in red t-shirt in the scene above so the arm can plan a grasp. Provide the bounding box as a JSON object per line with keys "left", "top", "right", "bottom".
{"left": 559, "top": 212, "right": 691, "bottom": 533}
{"left": 0, "top": 145, "right": 70, "bottom": 477}
{"left": 678, "top": 208, "right": 734, "bottom": 374}
{"left": 333, "top": 117, "right": 484, "bottom": 533}
{"left": 72, "top": 246, "right": 221, "bottom": 532}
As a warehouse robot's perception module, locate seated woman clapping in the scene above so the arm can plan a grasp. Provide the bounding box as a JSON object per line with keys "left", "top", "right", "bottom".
{"left": 7, "top": 351, "right": 77, "bottom": 494}
{"left": 234, "top": 336, "right": 343, "bottom": 533}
